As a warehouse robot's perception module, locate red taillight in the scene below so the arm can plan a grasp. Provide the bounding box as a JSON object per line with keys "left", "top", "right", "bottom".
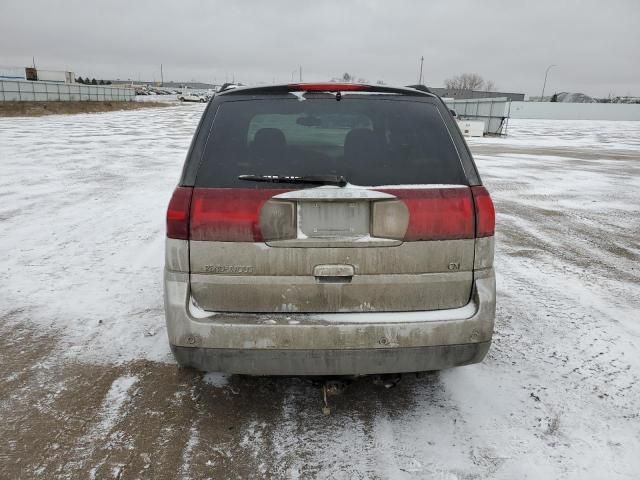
{"left": 378, "top": 188, "right": 475, "bottom": 241}
{"left": 190, "top": 188, "right": 290, "bottom": 241}
{"left": 288, "top": 83, "right": 369, "bottom": 92}
{"left": 471, "top": 186, "right": 495, "bottom": 237}
{"left": 175, "top": 186, "right": 493, "bottom": 242}
{"left": 166, "top": 186, "right": 193, "bottom": 240}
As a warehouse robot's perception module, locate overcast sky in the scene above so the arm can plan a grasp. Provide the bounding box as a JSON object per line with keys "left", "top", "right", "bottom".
{"left": 1, "top": 0, "right": 638, "bottom": 97}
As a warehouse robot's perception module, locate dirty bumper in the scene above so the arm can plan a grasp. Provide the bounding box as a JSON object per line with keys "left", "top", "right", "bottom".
{"left": 164, "top": 270, "right": 495, "bottom": 375}
{"left": 172, "top": 342, "right": 490, "bottom": 375}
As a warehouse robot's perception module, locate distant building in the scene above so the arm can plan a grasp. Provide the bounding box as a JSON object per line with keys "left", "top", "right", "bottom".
{"left": 0, "top": 66, "right": 75, "bottom": 83}
{"left": 428, "top": 87, "right": 525, "bottom": 102}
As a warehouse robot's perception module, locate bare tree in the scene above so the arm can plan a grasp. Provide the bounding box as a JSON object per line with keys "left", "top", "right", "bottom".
{"left": 444, "top": 73, "right": 494, "bottom": 91}
{"left": 485, "top": 80, "right": 496, "bottom": 92}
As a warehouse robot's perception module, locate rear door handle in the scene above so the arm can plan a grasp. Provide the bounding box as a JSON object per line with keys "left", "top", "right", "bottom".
{"left": 313, "top": 264, "right": 354, "bottom": 283}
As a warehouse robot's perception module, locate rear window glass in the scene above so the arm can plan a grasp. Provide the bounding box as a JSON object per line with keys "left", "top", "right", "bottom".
{"left": 195, "top": 97, "right": 466, "bottom": 187}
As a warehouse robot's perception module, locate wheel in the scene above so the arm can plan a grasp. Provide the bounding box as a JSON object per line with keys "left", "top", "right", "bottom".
{"left": 200, "top": 98, "right": 206, "bottom": 103}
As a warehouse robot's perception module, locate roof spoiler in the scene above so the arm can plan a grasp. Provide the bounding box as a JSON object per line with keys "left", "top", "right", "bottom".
{"left": 218, "top": 83, "right": 435, "bottom": 97}
{"left": 405, "top": 84, "right": 433, "bottom": 94}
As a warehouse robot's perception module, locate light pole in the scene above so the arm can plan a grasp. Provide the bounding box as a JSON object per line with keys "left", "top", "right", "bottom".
{"left": 540, "top": 64, "right": 556, "bottom": 101}
{"left": 418, "top": 56, "right": 424, "bottom": 84}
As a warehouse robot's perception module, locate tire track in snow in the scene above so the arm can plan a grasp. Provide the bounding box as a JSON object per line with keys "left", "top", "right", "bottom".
{"left": 63, "top": 375, "right": 138, "bottom": 478}
{"left": 178, "top": 422, "right": 199, "bottom": 480}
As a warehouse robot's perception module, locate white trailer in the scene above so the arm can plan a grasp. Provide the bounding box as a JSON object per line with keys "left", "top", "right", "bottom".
{"left": 456, "top": 120, "right": 485, "bottom": 137}
{"left": 0, "top": 66, "right": 27, "bottom": 80}
{"left": 444, "top": 97, "right": 511, "bottom": 136}
{"left": 36, "top": 70, "right": 75, "bottom": 83}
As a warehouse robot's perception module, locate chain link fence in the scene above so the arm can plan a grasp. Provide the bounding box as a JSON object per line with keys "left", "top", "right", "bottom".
{"left": 0, "top": 79, "right": 135, "bottom": 102}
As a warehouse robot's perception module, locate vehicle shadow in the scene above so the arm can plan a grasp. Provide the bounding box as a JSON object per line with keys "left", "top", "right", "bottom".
{"left": 183, "top": 368, "right": 448, "bottom": 477}
{"left": 206, "top": 370, "right": 443, "bottom": 414}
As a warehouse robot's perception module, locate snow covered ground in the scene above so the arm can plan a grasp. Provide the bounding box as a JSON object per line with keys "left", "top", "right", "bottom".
{"left": 472, "top": 118, "right": 640, "bottom": 151}
{"left": 0, "top": 106, "right": 195, "bottom": 363}
{"left": 0, "top": 111, "right": 638, "bottom": 479}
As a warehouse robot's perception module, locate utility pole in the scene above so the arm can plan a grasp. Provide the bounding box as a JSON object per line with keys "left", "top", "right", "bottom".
{"left": 160, "top": 64, "right": 164, "bottom": 86}
{"left": 418, "top": 56, "right": 424, "bottom": 85}
{"left": 540, "top": 64, "right": 556, "bottom": 101}
{"left": 299, "top": 65, "right": 302, "bottom": 82}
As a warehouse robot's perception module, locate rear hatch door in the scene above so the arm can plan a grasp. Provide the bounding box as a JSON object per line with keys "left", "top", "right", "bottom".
{"left": 189, "top": 92, "right": 476, "bottom": 313}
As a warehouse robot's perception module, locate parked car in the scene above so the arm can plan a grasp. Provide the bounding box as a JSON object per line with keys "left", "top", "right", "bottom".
{"left": 178, "top": 91, "right": 207, "bottom": 103}
{"left": 165, "top": 83, "right": 495, "bottom": 375}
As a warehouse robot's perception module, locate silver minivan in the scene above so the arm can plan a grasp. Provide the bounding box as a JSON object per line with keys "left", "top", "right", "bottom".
{"left": 164, "top": 83, "right": 495, "bottom": 375}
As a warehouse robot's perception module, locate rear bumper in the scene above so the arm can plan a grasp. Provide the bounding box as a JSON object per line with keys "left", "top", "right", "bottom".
{"left": 164, "top": 268, "right": 495, "bottom": 375}
{"left": 172, "top": 342, "right": 490, "bottom": 376}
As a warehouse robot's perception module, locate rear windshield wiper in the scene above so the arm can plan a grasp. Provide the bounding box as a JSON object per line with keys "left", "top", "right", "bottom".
{"left": 238, "top": 174, "right": 347, "bottom": 187}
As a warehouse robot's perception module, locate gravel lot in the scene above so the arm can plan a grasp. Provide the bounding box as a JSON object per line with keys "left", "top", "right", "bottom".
{"left": 1, "top": 106, "right": 638, "bottom": 479}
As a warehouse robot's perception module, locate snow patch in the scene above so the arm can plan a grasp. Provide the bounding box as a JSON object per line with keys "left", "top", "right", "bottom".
{"left": 203, "top": 372, "right": 229, "bottom": 388}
